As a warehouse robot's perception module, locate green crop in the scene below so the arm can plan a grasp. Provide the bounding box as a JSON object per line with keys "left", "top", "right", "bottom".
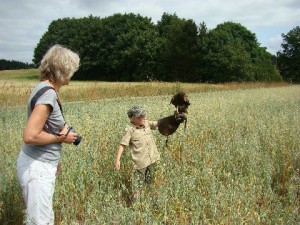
{"left": 1, "top": 85, "right": 300, "bottom": 224}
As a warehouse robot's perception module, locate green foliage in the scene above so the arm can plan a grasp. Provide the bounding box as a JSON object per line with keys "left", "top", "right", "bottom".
{"left": 252, "top": 49, "right": 282, "bottom": 82}
{"left": 93, "top": 13, "right": 161, "bottom": 81}
{"left": 33, "top": 17, "right": 85, "bottom": 65}
{"left": 198, "top": 22, "right": 281, "bottom": 82}
{"left": 34, "top": 14, "right": 161, "bottom": 81}
{"left": 0, "top": 59, "right": 35, "bottom": 70}
{"left": 156, "top": 13, "right": 198, "bottom": 81}
{"left": 33, "top": 14, "right": 283, "bottom": 83}
{"left": 277, "top": 26, "right": 300, "bottom": 83}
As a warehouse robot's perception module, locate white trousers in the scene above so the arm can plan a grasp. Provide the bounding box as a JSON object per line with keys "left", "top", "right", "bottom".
{"left": 17, "top": 150, "right": 58, "bottom": 225}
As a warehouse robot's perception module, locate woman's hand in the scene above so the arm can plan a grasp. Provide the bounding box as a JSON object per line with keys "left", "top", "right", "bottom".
{"left": 23, "top": 105, "right": 78, "bottom": 145}
{"left": 57, "top": 125, "right": 78, "bottom": 144}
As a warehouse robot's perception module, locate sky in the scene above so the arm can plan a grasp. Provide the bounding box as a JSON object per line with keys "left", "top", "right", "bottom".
{"left": 0, "top": 0, "right": 299, "bottom": 63}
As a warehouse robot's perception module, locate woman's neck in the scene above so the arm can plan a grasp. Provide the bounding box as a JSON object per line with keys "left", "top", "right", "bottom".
{"left": 43, "top": 80, "right": 61, "bottom": 93}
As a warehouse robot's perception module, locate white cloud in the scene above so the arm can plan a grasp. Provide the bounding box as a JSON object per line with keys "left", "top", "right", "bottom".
{"left": 268, "top": 34, "right": 284, "bottom": 54}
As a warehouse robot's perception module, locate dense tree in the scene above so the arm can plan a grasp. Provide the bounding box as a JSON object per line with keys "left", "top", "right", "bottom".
{"left": 0, "top": 59, "right": 35, "bottom": 70}
{"left": 34, "top": 14, "right": 161, "bottom": 81}
{"left": 33, "top": 14, "right": 283, "bottom": 83}
{"left": 195, "top": 22, "right": 210, "bottom": 81}
{"left": 277, "top": 26, "right": 300, "bottom": 83}
{"left": 156, "top": 13, "right": 198, "bottom": 81}
{"left": 252, "top": 47, "right": 282, "bottom": 82}
{"left": 197, "top": 22, "right": 281, "bottom": 82}
{"left": 69, "top": 16, "right": 108, "bottom": 80}
{"left": 33, "top": 17, "right": 84, "bottom": 65}
{"left": 90, "top": 13, "right": 162, "bottom": 81}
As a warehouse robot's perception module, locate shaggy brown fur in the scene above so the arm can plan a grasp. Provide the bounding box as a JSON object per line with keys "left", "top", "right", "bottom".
{"left": 158, "top": 115, "right": 180, "bottom": 136}
{"left": 158, "top": 92, "right": 190, "bottom": 136}
{"left": 170, "top": 92, "right": 190, "bottom": 113}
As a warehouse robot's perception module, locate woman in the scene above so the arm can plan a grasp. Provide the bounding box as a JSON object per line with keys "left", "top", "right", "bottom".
{"left": 16, "top": 44, "right": 80, "bottom": 225}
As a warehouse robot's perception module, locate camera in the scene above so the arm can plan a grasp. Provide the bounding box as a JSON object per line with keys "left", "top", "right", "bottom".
{"left": 66, "top": 125, "right": 82, "bottom": 146}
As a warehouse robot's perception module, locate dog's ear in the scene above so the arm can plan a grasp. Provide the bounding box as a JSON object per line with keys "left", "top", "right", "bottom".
{"left": 170, "top": 92, "right": 190, "bottom": 113}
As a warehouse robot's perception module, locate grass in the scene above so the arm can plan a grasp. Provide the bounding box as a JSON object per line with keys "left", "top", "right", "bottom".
{"left": 0, "top": 69, "right": 299, "bottom": 224}
{"left": 0, "top": 69, "right": 39, "bottom": 80}
{"left": 0, "top": 69, "right": 289, "bottom": 106}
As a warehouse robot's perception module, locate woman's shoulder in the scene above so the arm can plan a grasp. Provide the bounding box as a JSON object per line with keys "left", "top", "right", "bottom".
{"left": 35, "top": 82, "right": 54, "bottom": 90}
{"left": 31, "top": 82, "right": 54, "bottom": 93}
{"left": 30, "top": 82, "right": 57, "bottom": 107}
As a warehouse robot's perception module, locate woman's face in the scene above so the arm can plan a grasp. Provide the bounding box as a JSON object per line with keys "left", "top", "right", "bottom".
{"left": 62, "top": 75, "right": 72, "bottom": 86}
{"left": 131, "top": 115, "right": 146, "bottom": 127}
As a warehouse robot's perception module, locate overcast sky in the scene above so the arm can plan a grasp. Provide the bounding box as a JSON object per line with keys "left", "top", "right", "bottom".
{"left": 0, "top": 0, "right": 299, "bottom": 63}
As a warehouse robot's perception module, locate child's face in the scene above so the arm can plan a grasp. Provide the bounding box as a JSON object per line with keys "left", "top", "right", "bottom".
{"left": 131, "top": 115, "right": 146, "bottom": 127}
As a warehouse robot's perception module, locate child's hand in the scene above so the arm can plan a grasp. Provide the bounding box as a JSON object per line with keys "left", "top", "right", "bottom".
{"left": 115, "top": 145, "right": 124, "bottom": 170}
{"left": 115, "top": 160, "right": 121, "bottom": 170}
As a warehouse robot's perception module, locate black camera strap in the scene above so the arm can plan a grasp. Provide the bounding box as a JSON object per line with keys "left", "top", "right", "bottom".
{"left": 30, "top": 86, "right": 64, "bottom": 135}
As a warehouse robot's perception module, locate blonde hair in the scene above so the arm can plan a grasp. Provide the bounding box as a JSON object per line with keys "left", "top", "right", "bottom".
{"left": 39, "top": 44, "right": 80, "bottom": 84}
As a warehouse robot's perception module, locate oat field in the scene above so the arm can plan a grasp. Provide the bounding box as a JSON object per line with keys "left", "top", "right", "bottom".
{"left": 0, "top": 71, "right": 299, "bottom": 224}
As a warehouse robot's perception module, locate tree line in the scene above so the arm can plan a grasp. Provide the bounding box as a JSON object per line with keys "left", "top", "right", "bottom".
{"left": 7, "top": 13, "right": 300, "bottom": 83}
{"left": 0, "top": 59, "right": 35, "bottom": 70}
{"left": 276, "top": 26, "right": 300, "bottom": 83}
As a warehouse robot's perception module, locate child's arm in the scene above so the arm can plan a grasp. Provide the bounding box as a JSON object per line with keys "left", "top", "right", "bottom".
{"left": 115, "top": 144, "right": 125, "bottom": 170}
{"left": 149, "top": 120, "right": 158, "bottom": 130}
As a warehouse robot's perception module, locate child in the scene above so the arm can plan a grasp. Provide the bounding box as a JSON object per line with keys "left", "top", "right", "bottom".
{"left": 115, "top": 105, "right": 160, "bottom": 194}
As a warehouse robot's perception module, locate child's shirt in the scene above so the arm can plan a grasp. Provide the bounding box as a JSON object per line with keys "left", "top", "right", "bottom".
{"left": 120, "top": 120, "right": 160, "bottom": 169}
